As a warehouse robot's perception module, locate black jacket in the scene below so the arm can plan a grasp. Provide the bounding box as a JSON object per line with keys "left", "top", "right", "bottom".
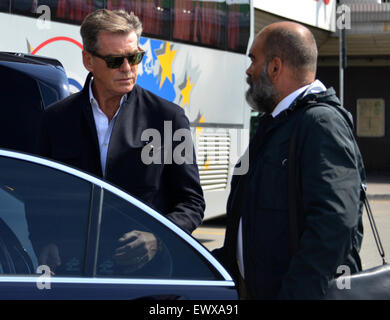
{"left": 37, "top": 73, "right": 205, "bottom": 233}
{"left": 216, "top": 88, "right": 365, "bottom": 299}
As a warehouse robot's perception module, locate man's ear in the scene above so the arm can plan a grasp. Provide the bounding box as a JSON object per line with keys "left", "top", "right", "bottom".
{"left": 267, "top": 56, "right": 283, "bottom": 82}
{"left": 82, "top": 50, "right": 94, "bottom": 72}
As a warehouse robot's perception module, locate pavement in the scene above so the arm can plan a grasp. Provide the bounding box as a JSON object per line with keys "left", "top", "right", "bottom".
{"left": 366, "top": 173, "right": 390, "bottom": 200}
{"left": 195, "top": 172, "right": 390, "bottom": 252}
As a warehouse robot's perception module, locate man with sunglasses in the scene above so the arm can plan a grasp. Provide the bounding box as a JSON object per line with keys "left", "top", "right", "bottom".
{"left": 35, "top": 9, "right": 205, "bottom": 274}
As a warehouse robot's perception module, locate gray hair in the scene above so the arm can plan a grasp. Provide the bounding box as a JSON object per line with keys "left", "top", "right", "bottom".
{"left": 262, "top": 25, "right": 318, "bottom": 79}
{"left": 80, "top": 9, "right": 143, "bottom": 53}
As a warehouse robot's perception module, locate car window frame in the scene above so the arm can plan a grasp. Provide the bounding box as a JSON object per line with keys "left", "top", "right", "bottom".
{"left": 0, "top": 149, "right": 234, "bottom": 287}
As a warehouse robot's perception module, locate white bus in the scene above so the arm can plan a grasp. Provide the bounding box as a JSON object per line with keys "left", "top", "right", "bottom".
{"left": 0, "top": 0, "right": 253, "bottom": 220}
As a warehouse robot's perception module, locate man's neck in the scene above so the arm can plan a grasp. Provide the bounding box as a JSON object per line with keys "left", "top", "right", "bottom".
{"left": 91, "top": 82, "right": 123, "bottom": 121}
{"left": 96, "top": 96, "right": 122, "bottom": 121}
{"left": 271, "top": 79, "right": 326, "bottom": 118}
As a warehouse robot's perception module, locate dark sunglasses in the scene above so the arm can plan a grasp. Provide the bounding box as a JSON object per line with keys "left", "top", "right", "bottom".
{"left": 90, "top": 49, "right": 145, "bottom": 68}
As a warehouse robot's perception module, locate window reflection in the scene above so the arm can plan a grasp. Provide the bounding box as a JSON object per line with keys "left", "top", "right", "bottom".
{"left": 11, "top": 0, "right": 104, "bottom": 23}
{"left": 8, "top": 0, "right": 250, "bottom": 52}
{"left": 97, "top": 189, "right": 220, "bottom": 280}
{"left": 227, "top": 2, "right": 249, "bottom": 52}
{"left": 107, "top": 0, "right": 169, "bottom": 39}
{"left": 56, "top": 0, "right": 100, "bottom": 22}
{"left": 0, "top": 156, "right": 91, "bottom": 276}
{"left": 172, "top": 0, "right": 249, "bottom": 52}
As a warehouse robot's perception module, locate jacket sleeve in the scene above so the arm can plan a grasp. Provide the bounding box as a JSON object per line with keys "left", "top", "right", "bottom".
{"left": 278, "top": 106, "right": 363, "bottom": 299}
{"left": 162, "top": 108, "right": 205, "bottom": 233}
{"left": 35, "top": 110, "right": 51, "bottom": 158}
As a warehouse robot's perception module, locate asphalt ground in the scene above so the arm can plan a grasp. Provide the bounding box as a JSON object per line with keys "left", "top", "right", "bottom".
{"left": 192, "top": 175, "right": 390, "bottom": 270}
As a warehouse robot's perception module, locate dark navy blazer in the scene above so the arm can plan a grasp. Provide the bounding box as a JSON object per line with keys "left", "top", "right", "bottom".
{"left": 37, "top": 73, "right": 205, "bottom": 233}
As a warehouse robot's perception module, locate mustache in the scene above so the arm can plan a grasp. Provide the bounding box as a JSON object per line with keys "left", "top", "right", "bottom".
{"left": 116, "top": 74, "right": 135, "bottom": 80}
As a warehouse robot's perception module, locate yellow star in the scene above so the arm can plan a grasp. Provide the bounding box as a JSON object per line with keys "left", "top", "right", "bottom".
{"left": 157, "top": 42, "right": 177, "bottom": 89}
{"left": 196, "top": 115, "right": 205, "bottom": 136}
{"left": 203, "top": 159, "right": 210, "bottom": 171}
{"left": 180, "top": 76, "right": 194, "bottom": 107}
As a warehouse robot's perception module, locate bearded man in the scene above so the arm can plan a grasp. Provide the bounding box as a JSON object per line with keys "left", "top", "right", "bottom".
{"left": 213, "top": 21, "right": 366, "bottom": 300}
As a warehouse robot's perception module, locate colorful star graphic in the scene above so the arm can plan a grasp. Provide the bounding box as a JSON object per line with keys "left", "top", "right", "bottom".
{"left": 196, "top": 114, "right": 205, "bottom": 136}
{"left": 180, "top": 76, "right": 194, "bottom": 107}
{"left": 157, "top": 42, "right": 177, "bottom": 89}
{"left": 26, "top": 39, "right": 34, "bottom": 54}
{"left": 203, "top": 159, "right": 210, "bottom": 171}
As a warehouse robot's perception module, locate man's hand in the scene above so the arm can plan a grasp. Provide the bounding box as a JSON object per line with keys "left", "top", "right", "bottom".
{"left": 114, "top": 230, "right": 158, "bottom": 273}
{"left": 38, "top": 243, "right": 61, "bottom": 275}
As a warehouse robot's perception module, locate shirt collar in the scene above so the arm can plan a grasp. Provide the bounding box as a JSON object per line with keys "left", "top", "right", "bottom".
{"left": 89, "top": 77, "right": 128, "bottom": 118}
{"left": 271, "top": 79, "right": 327, "bottom": 118}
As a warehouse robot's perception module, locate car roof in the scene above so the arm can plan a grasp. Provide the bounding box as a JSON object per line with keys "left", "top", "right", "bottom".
{"left": 0, "top": 52, "right": 69, "bottom": 98}
{"left": 0, "top": 51, "right": 63, "bottom": 67}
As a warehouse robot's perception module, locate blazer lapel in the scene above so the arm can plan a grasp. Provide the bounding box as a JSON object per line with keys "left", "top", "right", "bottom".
{"left": 105, "top": 86, "right": 146, "bottom": 178}
{"left": 109, "top": 86, "right": 144, "bottom": 149}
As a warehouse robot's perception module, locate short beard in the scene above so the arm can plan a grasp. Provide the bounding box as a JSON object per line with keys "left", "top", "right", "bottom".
{"left": 245, "top": 64, "right": 278, "bottom": 114}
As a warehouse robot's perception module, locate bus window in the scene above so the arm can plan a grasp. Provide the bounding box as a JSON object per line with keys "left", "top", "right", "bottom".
{"left": 107, "top": 0, "right": 130, "bottom": 11}
{"left": 172, "top": 0, "right": 193, "bottom": 42}
{"left": 0, "top": 0, "right": 10, "bottom": 12}
{"left": 117, "top": 0, "right": 170, "bottom": 40}
{"left": 10, "top": 0, "right": 104, "bottom": 24}
{"left": 172, "top": 0, "right": 225, "bottom": 50}
{"left": 7, "top": 0, "right": 249, "bottom": 53}
{"left": 227, "top": 2, "right": 250, "bottom": 53}
{"left": 194, "top": 1, "right": 225, "bottom": 48}
{"left": 11, "top": 0, "right": 36, "bottom": 16}
{"left": 172, "top": 1, "right": 249, "bottom": 53}
{"left": 55, "top": 0, "right": 104, "bottom": 24}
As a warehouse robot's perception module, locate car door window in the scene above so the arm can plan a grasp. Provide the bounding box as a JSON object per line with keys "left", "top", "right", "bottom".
{"left": 0, "top": 156, "right": 91, "bottom": 276}
{"left": 96, "top": 189, "right": 221, "bottom": 280}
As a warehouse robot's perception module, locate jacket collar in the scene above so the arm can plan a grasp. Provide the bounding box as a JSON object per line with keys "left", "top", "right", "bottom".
{"left": 249, "top": 86, "right": 343, "bottom": 167}
{"left": 259, "top": 87, "right": 339, "bottom": 136}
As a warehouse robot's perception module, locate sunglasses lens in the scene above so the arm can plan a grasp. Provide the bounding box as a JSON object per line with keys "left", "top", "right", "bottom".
{"left": 100, "top": 51, "right": 144, "bottom": 68}
{"left": 106, "top": 56, "right": 125, "bottom": 69}
{"left": 128, "top": 52, "right": 144, "bottom": 65}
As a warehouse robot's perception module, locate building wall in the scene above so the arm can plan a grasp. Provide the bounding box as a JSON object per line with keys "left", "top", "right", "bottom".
{"left": 254, "top": 9, "right": 331, "bottom": 48}
{"left": 317, "top": 65, "right": 390, "bottom": 172}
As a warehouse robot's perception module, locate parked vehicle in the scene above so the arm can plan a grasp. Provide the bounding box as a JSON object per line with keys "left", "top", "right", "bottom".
{"left": 0, "top": 148, "right": 237, "bottom": 299}
{"left": 0, "top": 51, "right": 69, "bottom": 154}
